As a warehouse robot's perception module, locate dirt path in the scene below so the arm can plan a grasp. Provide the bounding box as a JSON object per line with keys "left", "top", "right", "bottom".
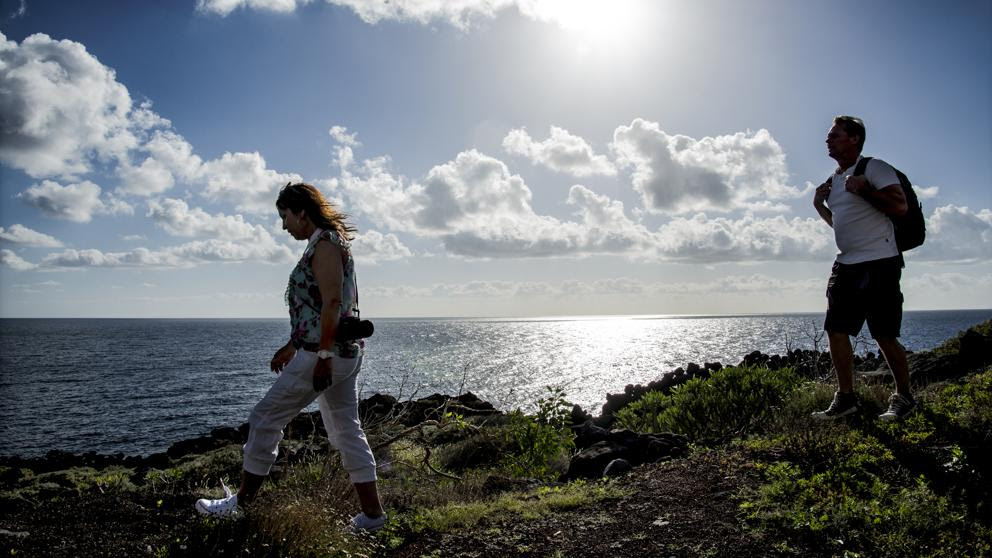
{"left": 391, "top": 450, "right": 797, "bottom": 558}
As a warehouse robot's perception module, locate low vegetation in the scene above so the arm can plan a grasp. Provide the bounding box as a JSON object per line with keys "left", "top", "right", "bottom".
{"left": 2, "top": 320, "right": 990, "bottom": 557}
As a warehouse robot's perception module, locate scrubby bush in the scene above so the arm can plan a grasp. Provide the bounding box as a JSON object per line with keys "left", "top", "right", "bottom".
{"left": 614, "top": 366, "right": 802, "bottom": 442}
{"left": 502, "top": 387, "right": 575, "bottom": 479}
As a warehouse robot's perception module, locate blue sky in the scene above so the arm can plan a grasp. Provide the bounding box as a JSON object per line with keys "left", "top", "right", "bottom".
{"left": 1, "top": 0, "right": 990, "bottom": 318}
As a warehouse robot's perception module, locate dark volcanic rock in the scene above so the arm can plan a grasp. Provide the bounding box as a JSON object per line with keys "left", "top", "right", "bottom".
{"left": 566, "top": 430, "right": 688, "bottom": 479}
{"left": 603, "top": 458, "right": 632, "bottom": 477}
{"left": 566, "top": 441, "right": 628, "bottom": 479}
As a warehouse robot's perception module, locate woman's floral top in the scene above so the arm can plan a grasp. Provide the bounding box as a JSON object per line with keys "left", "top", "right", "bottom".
{"left": 286, "top": 228, "right": 361, "bottom": 357}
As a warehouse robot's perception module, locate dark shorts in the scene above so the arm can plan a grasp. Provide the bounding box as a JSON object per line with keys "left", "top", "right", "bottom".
{"left": 824, "top": 255, "right": 904, "bottom": 339}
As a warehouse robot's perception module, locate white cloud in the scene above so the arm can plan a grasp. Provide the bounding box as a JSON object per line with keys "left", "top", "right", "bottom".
{"left": 914, "top": 185, "right": 939, "bottom": 200}
{"left": 329, "top": 125, "right": 360, "bottom": 147}
{"left": 198, "top": 151, "right": 302, "bottom": 214}
{"left": 336, "top": 136, "right": 835, "bottom": 262}
{"left": 17, "top": 180, "right": 133, "bottom": 222}
{"left": 0, "top": 224, "right": 63, "bottom": 247}
{"left": 652, "top": 213, "right": 833, "bottom": 262}
{"left": 38, "top": 239, "right": 295, "bottom": 270}
{"left": 0, "top": 249, "right": 36, "bottom": 270}
{"left": 117, "top": 157, "right": 175, "bottom": 197}
{"left": 198, "top": 0, "right": 513, "bottom": 28}
{"left": 611, "top": 118, "right": 801, "bottom": 214}
{"left": 0, "top": 32, "right": 149, "bottom": 179}
{"left": 147, "top": 198, "right": 269, "bottom": 239}
{"left": 911, "top": 205, "right": 992, "bottom": 263}
{"left": 122, "top": 234, "right": 147, "bottom": 242}
{"left": 903, "top": 271, "right": 992, "bottom": 292}
{"left": 7, "top": 0, "right": 26, "bottom": 19}
{"left": 196, "top": 0, "right": 647, "bottom": 33}
{"left": 196, "top": 0, "right": 312, "bottom": 16}
{"left": 503, "top": 126, "right": 616, "bottom": 177}
{"left": 351, "top": 230, "right": 413, "bottom": 264}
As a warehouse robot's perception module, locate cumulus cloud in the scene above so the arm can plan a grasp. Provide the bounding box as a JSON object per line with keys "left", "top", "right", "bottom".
{"left": 0, "top": 32, "right": 294, "bottom": 214}
{"left": 37, "top": 239, "right": 295, "bottom": 270}
{"left": 198, "top": 0, "right": 514, "bottom": 28}
{"left": 198, "top": 151, "right": 302, "bottom": 214}
{"left": 332, "top": 131, "right": 836, "bottom": 262}
{"left": 17, "top": 180, "right": 133, "bottom": 222}
{"left": 196, "top": 0, "right": 647, "bottom": 33}
{"left": 903, "top": 271, "right": 992, "bottom": 292}
{"left": 196, "top": 0, "right": 312, "bottom": 16}
{"left": 0, "top": 32, "right": 149, "bottom": 179}
{"left": 912, "top": 205, "right": 992, "bottom": 263}
{"left": 147, "top": 198, "right": 269, "bottom": 239}
{"left": 338, "top": 147, "right": 596, "bottom": 258}
{"left": 145, "top": 198, "right": 296, "bottom": 263}
{"left": 351, "top": 230, "right": 413, "bottom": 264}
{"left": 611, "top": 118, "right": 801, "bottom": 214}
{"left": 503, "top": 126, "right": 616, "bottom": 177}
{"left": 0, "top": 224, "right": 63, "bottom": 247}
{"left": 914, "top": 185, "right": 939, "bottom": 200}
{"left": 0, "top": 249, "right": 36, "bottom": 270}
{"left": 652, "top": 213, "right": 833, "bottom": 262}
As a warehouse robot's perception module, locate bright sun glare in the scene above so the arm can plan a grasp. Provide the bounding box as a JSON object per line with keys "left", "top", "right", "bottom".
{"left": 537, "top": 0, "right": 646, "bottom": 49}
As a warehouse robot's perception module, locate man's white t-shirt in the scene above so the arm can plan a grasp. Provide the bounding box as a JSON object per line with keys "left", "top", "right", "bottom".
{"left": 827, "top": 156, "right": 901, "bottom": 264}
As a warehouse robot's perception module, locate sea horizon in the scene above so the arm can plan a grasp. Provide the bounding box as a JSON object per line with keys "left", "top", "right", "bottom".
{"left": 2, "top": 307, "right": 989, "bottom": 321}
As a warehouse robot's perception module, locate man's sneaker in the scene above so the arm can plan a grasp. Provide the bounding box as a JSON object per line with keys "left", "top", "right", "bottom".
{"left": 879, "top": 393, "right": 917, "bottom": 422}
{"left": 350, "top": 512, "right": 387, "bottom": 533}
{"left": 195, "top": 480, "right": 241, "bottom": 518}
{"left": 811, "top": 391, "right": 860, "bottom": 420}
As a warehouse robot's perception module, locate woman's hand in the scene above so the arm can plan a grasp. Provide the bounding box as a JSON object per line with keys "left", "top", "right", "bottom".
{"left": 270, "top": 344, "right": 296, "bottom": 374}
{"left": 313, "top": 357, "right": 332, "bottom": 391}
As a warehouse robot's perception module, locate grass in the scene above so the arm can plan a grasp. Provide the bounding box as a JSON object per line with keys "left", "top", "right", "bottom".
{"left": 384, "top": 479, "right": 629, "bottom": 547}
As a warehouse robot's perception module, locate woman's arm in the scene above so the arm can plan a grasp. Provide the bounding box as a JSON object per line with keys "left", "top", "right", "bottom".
{"left": 310, "top": 239, "right": 344, "bottom": 390}
{"left": 312, "top": 240, "right": 345, "bottom": 349}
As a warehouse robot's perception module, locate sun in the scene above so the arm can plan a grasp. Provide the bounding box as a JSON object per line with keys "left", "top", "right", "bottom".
{"left": 533, "top": 0, "right": 647, "bottom": 50}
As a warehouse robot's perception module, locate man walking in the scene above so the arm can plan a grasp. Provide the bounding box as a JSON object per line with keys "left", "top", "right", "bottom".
{"left": 812, "top": 115, "right": 916, "bottom": 421}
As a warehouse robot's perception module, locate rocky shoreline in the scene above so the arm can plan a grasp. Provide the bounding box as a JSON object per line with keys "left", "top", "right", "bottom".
{"left": 4, "top": 321, "right": 987, "bottom": 481}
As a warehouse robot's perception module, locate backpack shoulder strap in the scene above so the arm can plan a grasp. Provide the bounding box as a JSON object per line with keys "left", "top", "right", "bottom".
{"left": 853, "top": 156, "right": 872, "bottom": 176}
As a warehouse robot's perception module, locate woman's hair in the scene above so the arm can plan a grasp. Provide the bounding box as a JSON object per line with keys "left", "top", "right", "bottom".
{"left": 276, "top": 182, "right": 357, "bottom": 240}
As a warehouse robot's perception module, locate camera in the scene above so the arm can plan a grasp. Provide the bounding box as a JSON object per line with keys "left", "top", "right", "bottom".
{"left": 337, "top": 316, "right": 374, "bottom": 341}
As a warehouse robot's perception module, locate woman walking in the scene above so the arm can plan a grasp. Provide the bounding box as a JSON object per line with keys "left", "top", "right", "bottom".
{"left": 195, "top": 182, "right": 386, "bottom": 532}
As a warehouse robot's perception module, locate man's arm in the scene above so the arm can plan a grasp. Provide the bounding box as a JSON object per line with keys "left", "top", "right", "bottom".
{"left": 813, "top": 181, "right": 833, "bottom": 227}
{"left": 845, "top": 176, "right": 908, "bottom": 216}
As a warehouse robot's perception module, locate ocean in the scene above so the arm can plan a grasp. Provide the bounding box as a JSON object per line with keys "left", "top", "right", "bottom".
{"left": 1, "top": 310, "right": 989, "bottom": 458}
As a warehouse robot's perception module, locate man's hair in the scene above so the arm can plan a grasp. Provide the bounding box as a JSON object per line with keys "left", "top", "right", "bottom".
{"left": 276, "top": 182, "right": 357, "bottom": 241}
{"left": 833, "top": 115, "right": 866, "bottom": 151}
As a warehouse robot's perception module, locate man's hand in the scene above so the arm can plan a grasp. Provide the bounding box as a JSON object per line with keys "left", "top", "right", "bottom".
{"left": 844, "top": 175, "right": 870, "bottom": 195}
{"left": 270, "top": 344, "right": 296, "bottom": 374}
{"left": 813, "top": 181, "right": 831, "bottom": 205}
{"left": 313, "top": 357, "right": 332, "bottom": 391}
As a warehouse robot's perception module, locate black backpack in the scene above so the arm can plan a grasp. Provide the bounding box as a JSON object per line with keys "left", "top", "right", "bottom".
{"left": 854, "top": 156, "right": 926, "bottom": 252}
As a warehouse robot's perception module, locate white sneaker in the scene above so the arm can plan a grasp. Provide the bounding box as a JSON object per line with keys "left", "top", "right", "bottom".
{"left": 195, "top": 479, "right": 241, "bottom": 518}
{"left": 350, "top": 512, "right": 387, "bottom": 533}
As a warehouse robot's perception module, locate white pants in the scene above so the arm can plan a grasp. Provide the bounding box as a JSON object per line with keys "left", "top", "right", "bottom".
{"left": 243, "top": 350, "right": 377, "bottom": 483}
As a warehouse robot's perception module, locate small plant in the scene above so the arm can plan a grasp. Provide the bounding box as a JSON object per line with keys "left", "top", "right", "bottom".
{"left": 502, "top": 386, "right": 575, "bottom": 479}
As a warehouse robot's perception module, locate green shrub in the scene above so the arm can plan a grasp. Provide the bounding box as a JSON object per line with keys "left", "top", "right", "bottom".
{"left": 615, "top": 366, "right": 802, "bottom": 442}
{"left": 927, "top": 368, "right": 992, "bottom": 432}
{"left": 502, "top": 387, "right": 575, "bottom": 479}
{"left": 742, "top": 450, "right": 986, "bottom": 557}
